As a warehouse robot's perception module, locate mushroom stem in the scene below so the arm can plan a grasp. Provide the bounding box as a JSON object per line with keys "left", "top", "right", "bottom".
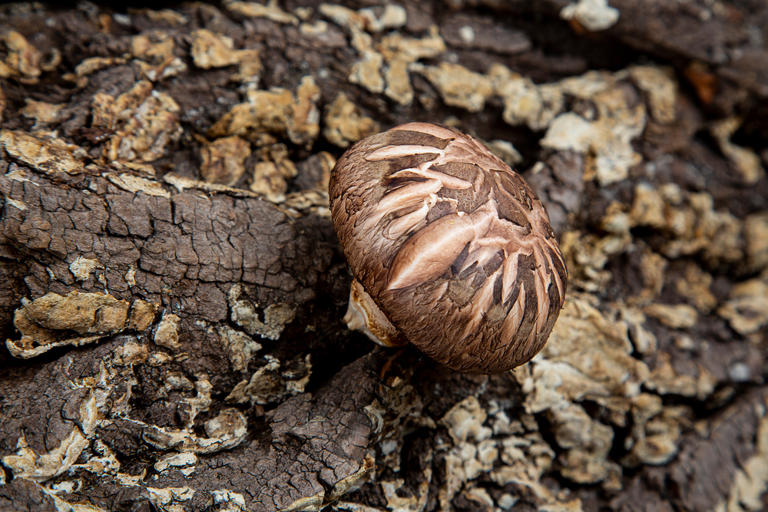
{"left": 344, "top": 279, "right": 407, "bottom": 347}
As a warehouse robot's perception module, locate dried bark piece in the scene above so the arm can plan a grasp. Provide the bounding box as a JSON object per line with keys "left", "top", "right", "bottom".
{"left": 644, "top": 303, "right": 698, "bottom": 329}
{"left": 0, "top": 31, "right": 44, "bottom": 83}
{"left": 224, "top": 1, "right": 299, "bottom": 25}
{"left": 94, "top": 80, "right": 183, "bottom": 163}
{"left": 718, "top": 273, "right": 768, "bottom": 336}
{"left": 0, "top": 130, "right": 85, "bottom": 175}
{"left": 6, "top": 291, "right": 157, "bottom": 359}
{"left": 323, "top": 93, "right": 379, "bottom": 148}
{"left": 412, "top": 62, "right": 493, "bottom": 112}
{"left": 210, "top": 76, "right": 320, "bottom": 147}
{"left": 377, "top": 28, "right": 446, "bottom": 105}
{"left": 710, "top": 117, "right": 765, "bottom": 185}
{"left": 200, "top": 135, "right": 251, "bottom": 186}
{"left": 244, "top": 143, "right": 295, "bottom": 202}
{"left": 190, "top": 29, "right": 261, "bottom": 82}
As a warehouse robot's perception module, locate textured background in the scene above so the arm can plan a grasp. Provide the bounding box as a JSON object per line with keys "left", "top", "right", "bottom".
{"left": 0, "top": 1, "right": 766, "bottom": 511}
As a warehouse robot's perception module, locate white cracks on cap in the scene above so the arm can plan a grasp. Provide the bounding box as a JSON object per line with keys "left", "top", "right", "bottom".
{"left": 388, "top": 166, "right": 472, "bottom": 190}
{"left": 374, "top": 179, "right": 442, "bottom": 215}
{"left": 391, "top": 122, "right": 458, "bottom": 139}
{"left": 387, "top": 203, "right": 496, "bottom": 291}
{"left": 500, "top": 281, "right": 526, "bottom": 345}
{"left": 383, "top": 200, "right": 432, "bottom": 240}
{"left": 365, "top": 144, "right": 443, "bottom": 160}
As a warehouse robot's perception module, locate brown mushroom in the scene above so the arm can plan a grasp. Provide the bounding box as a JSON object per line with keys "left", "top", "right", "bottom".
{"left": 329, "top": 122, "right": 567, "bottom": 373}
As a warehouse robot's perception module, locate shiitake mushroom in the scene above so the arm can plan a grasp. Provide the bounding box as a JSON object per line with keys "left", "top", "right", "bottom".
{"left": 330, "top": 122, "right": 567, "bottom": 373}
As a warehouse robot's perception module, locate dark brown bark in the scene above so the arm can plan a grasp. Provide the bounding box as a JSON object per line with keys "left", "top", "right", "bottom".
{"left": 0, "top": 2, "right": 766, "bottom": 511}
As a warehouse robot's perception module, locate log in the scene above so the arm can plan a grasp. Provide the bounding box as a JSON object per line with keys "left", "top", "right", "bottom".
{"left": 0, "top": 2, "right": 766, "bottom": 511}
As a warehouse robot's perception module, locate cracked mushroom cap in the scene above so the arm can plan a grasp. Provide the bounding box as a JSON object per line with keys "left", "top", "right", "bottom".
{"left": 329, "top": 122, "right": 567, "bottom": 373}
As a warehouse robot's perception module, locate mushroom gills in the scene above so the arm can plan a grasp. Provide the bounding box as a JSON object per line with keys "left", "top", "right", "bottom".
{"left": 344, "top": 279, "right": 407, "bottom": 347}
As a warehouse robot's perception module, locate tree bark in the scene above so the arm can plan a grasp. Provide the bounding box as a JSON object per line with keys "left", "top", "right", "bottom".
{"left": 0, "top": 2, "right": 766, "bottom": 511}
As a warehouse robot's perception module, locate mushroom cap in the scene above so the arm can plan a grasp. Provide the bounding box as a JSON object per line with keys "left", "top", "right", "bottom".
{"left": 329, "top": 122, "right": 567, "bottom": 373}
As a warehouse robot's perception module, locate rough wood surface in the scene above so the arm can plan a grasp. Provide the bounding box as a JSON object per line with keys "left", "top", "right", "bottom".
{"left": 0, "top": 2, "right": 766, "bottom": 511}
